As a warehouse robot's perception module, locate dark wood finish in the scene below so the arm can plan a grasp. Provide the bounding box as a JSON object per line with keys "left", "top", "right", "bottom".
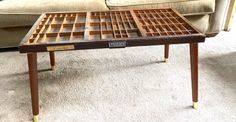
{"left": 49, "top": 52, "right": 55, "bottom": 68}
{"left": 27, "top": 53, "right": 39, "bottom": 116}
{"left": 19, "top": 8, "right": 205, "bottom": 53}
{"left": 164, "top": 44, "right": 169, "bottom": 59}
{"left": 20, "top": 9, "right": 205, "bottom": 118}
{"left": 190, "top": 43, "right": 198, "bottom": 102}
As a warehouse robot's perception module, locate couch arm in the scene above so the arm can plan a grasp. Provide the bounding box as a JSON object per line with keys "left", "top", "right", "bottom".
{"left": 207, "top": 0, "right": 230, "bottom": 33}
{"left": 224, "top": 0, "right": 235, "bottom": 31}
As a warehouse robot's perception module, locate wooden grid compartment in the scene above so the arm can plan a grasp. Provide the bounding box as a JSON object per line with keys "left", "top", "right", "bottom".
{"left": 26, "top": 9, "right": 201, "bottom": 44}
{"left": 28, "top": 12, "right": 86, "bottom": 44}
{"left": 133, "top": 9, "right": 198, "bottom": 36}
{"left": 19, "top": 8, "right": 205, "bottom": 53}
{"left": 89, "top": 11, "right": 141, "bottom": 40}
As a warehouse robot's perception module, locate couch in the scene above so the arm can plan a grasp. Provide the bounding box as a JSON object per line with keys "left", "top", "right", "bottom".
{"left": 0, "top": 0, "right": 230, "bottom": 48}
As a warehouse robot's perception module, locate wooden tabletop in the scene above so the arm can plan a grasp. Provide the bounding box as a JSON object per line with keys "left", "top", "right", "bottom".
{"left": 19, "top": 8, "right": 205, "bottom": 53}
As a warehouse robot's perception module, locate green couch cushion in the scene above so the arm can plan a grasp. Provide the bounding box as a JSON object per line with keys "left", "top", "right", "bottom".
{"left": 106, "top": 0, "right": 215, "bottom": 15}
{"left": 106, "top": 0, "right": 197, "bottom": 6}
{"left": 0, "top": 0, "right": 109, "bottom": 28}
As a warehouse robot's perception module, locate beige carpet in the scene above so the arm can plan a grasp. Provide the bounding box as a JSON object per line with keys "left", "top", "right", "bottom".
{"left": 0, "top": 29, "right": 236, "bottom": 122}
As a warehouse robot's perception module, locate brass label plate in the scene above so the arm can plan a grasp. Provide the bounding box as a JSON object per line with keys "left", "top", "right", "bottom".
{"left": 47, "top": 45, "right": 75, "bottom": 51}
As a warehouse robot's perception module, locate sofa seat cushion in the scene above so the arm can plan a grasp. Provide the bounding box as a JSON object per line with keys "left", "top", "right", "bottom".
{"left": 0, "top": 27, "right": 31, "bottom": 48}
{"left": 0, "top": 0, "right": 109, "bottom": 28}
{"left": 106, "top": 0, "right": 215, "bottom": 15}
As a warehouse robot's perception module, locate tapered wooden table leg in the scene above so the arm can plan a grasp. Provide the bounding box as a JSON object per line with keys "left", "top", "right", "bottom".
{"left": 164, "top": 44, "right": 169, "bottom": 62}
{"left": 189, "top": 43, "right": 198, "bottom": 109}
{"left": 27, "top": 53, "right": 39, "bottom": 122}
{"left": 49, "top": 52, "right": 55, "bottom": 70}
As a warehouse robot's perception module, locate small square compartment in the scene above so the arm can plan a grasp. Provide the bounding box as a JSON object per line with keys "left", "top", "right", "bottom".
{"left": 89, "top": 31, "right": 101, "bottom": 40}
{"left": 167, "top": 32, "right": 175, "bottom": 35}
{"left": 116, "top": 15, "right": 122, "bottom": 22}
{"left": 65, "top": 17, "right": 75, "bottom": 24}
{"left": 127, "top": 30, "right": 140, "bottom": 38}
{"left": 59, "top": 32, "right": 71, "bottom": 37}
{"left": 57, "top": 36, "right": 70, "bottom": 42}
{"left": 176, "top": 17, "right": 184, "bottom": 24}
{"left": 44, "top": 37, "right": 57, "bottom": 43}
{"left": 182, "top": 31, "right": 190, "bottom": 34}
{"left": 155, "top": 25, "right": 163, "bottom": 32}
{"left": 177, "top": 24, "right": 188, "bottom": 31}
{"left": 139, "top": 20, "right": 145, "bottom": 25}
{"left": 123, "top": 22, "right": 130, "bottom": 29}
{"left": 112, "top": 23, "right": 119, "bottom": 30}
{"left": 148, "top": 25, "right": 157, "bottom": 33}
{"left": 46, "top": 33, "right": 58, "bottom": 37}
{"left": 115, "top": 35, "right": 121, "bottom": 38}
{"left": 102, "top": 34, "right": 114, "bottom": 39}
{"left": 71, "top": 32, "right": 84, "bottom": 41}
{"left": 160, "top": 32, "right": 168, "bottom": 36}
{"left": 101, "top": 17, "right": 111, "bottom": 22}
{"left": 160, "top": 25, "right": 170, "bottom": 32}
{"left": 169, "top": 18, "right": 178, "bottom": 24}
{"left": 175, "top": 31, "right": 182, "bottom": 35}
{"left": 111, "top": 16, "right": 117, "bottom": 21}
{"left": 153, "top": 32, "right": 160, "bottom": 36}
{"left": 47, "top": 24, "right": 61, "bottom": 33}
{"left": 76, "top": 16, "right": 86, "bottom": 23}
{"left": 28, "top": 38, "right": 35, "bottom": 43}
{"left": 90, "top": 23, "right": 101, "bottom": 31}
{"left": 168, "top": 25, "right": 178, "bottom": 32}
{"left": 48, "top": 27, "right": 60, "bottom": 33}
{"left": 169, "top": 12, "right": 177, "bottom": 17}
{"left": 146, "top": 33, "right": 153, "bottom": 36}
{"left": 106, "top": 23, "right": 112, "bottom": 30}
{"left": 140, "top": 13, "right": 148, "bottom": 19}
{"left": 146, "top": 13, "right": 153, "bottom": 18}
{"left": 121, "top": 30, "right": 126, "bottom": 35}
{"left": 144, "top": 19, "right": 152, "bottom": 25}
{"left": 121, "top": 14, "right": 127, "bottom": 19}
{"left": 74, "top": 23, "right": 85, "bottom": 32}
{"left": 61, "top": 26, "right": 73, "bottom": 32}
{"left": 36, "top": 37, "right": 44, "bottom": 43}
{"left": 142, "top": 26, "right": 150, "bottom": 32}
{"left": 90, "top": 16, "right": 100, "bottom": 22}
{"left": 182, "top": 24, "right": 194, "bottom": 31}
{"left": 115, "top": 30, "right": 120, "bottom": 35}
{"left": 130, "top": 21, "right": 137, "bottom": 29}
{"left": 150, "top": 19, "right": 158, "bottom": 25}
{"left": 46, "top": 18, "right": 54, "bottom": 25}
{"left": 122, "top": 34, "right": 128, "bottom": 38}
{"left": 35, "top": 28, "right": 41, "bottom": 33}
{"left": 118, "top": 23, "right": 124, "bottom": 30}
{"left": 52, "top": 17, "right": 64, "bottom": 24}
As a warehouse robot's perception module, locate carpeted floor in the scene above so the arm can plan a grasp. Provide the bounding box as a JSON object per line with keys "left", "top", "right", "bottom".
{"left": 0, "top": 29, "right": 236, "bottom": 122}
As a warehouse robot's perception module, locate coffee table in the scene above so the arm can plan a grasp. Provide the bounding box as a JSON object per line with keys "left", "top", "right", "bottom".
{"left": 19, "top": 8, "right": 205, "bottom": 122}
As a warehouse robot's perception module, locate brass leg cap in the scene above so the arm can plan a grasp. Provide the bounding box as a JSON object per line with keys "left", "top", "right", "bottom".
{"left": 51, "top": 66, "right": 55, "bottom": 71}
{"left": 193, "top": 102, "right": 198, "bottom": 109}
{"left": 164, "top": 58, "right": 168, "bottom": 63}
{"left": 33, "top": 115, "right": 39, "bottom": 122}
